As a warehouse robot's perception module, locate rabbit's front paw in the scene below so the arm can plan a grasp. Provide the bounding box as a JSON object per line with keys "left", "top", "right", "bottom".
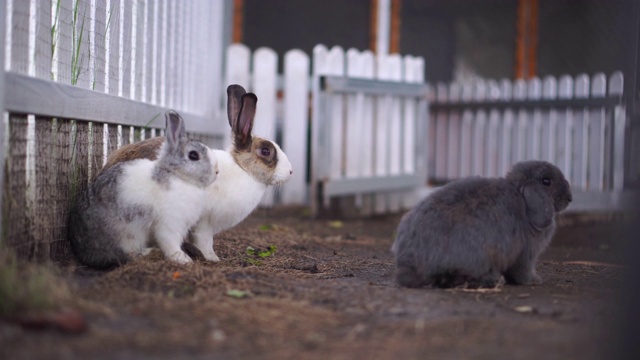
{"left": 169, "top": 251, "right": 193, "bottom": 264}
{"left": 203, "top": 251, "right": 220, "bottom": 262}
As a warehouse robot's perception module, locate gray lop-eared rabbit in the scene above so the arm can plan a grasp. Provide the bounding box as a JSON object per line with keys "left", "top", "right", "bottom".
{"left": 98, "top": 85, "right": 293, "bottom": 262}
{"left": 69, "top": 111, "right": 219, "bottom": 269}
{"left": 391, "top": 161, "right": 572, "bottom": 288}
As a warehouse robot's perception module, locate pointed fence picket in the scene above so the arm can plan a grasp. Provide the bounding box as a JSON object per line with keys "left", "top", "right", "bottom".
{"left": 310, "top": 45, "right": 428, "bottom": 216}
{"left": 429, "top": 72, "right": 628, "bottom": 210}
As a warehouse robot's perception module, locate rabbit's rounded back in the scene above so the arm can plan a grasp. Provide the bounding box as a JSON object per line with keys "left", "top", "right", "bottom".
{"left": 392, "top": 160, "right": 571, "bottom": 288}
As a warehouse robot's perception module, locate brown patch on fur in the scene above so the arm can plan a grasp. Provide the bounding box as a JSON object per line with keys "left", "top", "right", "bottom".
{"left": 100, "top": 136, "right": 165, "bottom": 175}
{"left": 231, "top": 136, "right": 278, "bottom": 185}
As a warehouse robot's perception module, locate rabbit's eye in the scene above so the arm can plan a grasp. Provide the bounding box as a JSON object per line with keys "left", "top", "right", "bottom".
{"left": 188, "top": 151, "right": 200, "bottom": 161}
{"left": 260, "top": 147, "right": 271, "bottom": 157}
{"left": 542, "top": 177, "right": 551, "bottom": 186}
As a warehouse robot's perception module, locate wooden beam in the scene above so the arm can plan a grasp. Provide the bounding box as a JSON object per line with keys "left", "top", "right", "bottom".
{"left": 390, "top": 0, "right": 402, "bottom": 54}
{"left": 233, "top": 0, "right": 244, "bottom": 43}
{"left": 515, "top": 0, "right": 538, "bottom": 79}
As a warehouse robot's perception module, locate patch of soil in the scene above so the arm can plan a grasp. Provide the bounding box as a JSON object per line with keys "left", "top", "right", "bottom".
{"left": 0, "top": 207, "right": 634, "bottom": 359}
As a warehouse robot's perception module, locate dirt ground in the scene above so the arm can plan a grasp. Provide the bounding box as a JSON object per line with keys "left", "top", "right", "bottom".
{"left": 0, "top": 206, "right": 635, "bottom": 360}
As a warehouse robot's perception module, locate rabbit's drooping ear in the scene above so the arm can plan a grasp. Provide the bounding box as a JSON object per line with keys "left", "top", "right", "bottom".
{"left": 522, "top": 183, "right": 554, "bottom": 229}
{"left": 227, "top": 84, "right": 247, "bottom": 127}
{"left": 165, "top": 110, "right": 186, "bottom": 150}
{"left": 233, "top": 93, "right": 258, "bottom": 149}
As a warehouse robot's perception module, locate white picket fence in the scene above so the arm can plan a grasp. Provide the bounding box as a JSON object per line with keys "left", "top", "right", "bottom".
{"left": 430, "top": 73, "right": 628, "bottom": 210}
{"left": 225, "top": 43, "right": 428, "bottom": 214}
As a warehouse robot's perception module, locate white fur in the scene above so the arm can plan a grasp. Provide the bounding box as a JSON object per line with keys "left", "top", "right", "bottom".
{"left": 117, "top": 155, "right": 217, "bottom": 264}
{"left": 190, "top": 144, "right": 292, "bottom": 261}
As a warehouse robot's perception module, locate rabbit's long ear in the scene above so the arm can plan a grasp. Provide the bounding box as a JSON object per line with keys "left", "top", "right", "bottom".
{"left": 522, "top": 183, "right": 554, "bottom": 229}
{"left": 233, "top": 93, "right": 257, "bottom": 149}
{"left": 227, "top": 85, "right": 247, "bottom": 128}
{"left": 165, "top": 110, "right": 186, "bottom": 151}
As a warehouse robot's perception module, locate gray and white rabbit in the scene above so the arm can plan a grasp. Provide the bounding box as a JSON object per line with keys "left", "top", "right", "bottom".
{"left": 391, "top": 160, "right": 572, "bottom": 288}
{"left": 99, "top": 85, "right": 293, "bottom": 262}
{"left": 68, "top": 111, "right": 219, "bottom": 269}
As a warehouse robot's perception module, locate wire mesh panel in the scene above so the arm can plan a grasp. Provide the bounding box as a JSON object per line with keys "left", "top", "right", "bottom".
{"left": 1, "top": 0, "right": 227, "bottom": 262}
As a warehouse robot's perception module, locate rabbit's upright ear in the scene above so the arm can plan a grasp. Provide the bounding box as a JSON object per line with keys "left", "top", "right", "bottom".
{"left": 165, "top": 110, "right": 186, "bottom": 151}
{"left": 233, "top": 93, "right": 257, "bottom": 149}
{"left": 522, "top": 183, "right": 554, "bottom": 229}
{"left": 227, "top": 85, "right": 247, "bottom": 128}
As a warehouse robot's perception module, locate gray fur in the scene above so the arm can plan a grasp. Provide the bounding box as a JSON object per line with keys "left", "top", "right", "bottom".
{"left": 68, "top": 111, "right": 216, "bottom": 269}
{"left": 392, "top": 160, "right": 572, "bottom": 288}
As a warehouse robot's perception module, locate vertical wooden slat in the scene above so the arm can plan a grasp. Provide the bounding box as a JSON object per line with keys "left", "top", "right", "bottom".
{"left": 433, "top": 82, "right": 448, "bottom": 180}
{"left": 541, "top": 76, "right": 557, "bottom": 163}
{"left": 0, "top": 0, "right": 5, "bottom": 243}
{"left": 118, "top": 0, "right": 132, "bottom": 98}
{"left": 72, "top": 0, "right": 91, "bottom": 88}
{"left": 572, "top": 74, "right": 590, "bottom": 190}
{"left": 90, "top": 0, "right": 107, "bottom": 92}
{"left": 557, "top": 75, "right": 574, "bottom": 179}
{"left": 251, "top": 47, "right": 278, "bottom": 141}
{"left": 472, "top": 80, "right": 487, "bottom": 176}
{"left": 459, "top": 83, "right": 474, "bottom": 178}
{"left": 587, "top": 73, "right": 607, "bottom": 191}
{"left": 526, "top": 77, "right": 542, "bottom": 160}
{"left": 446, "top": 83, "right": 461, "bottom": 180}
{"left": 281, "top": 49, "right": 310, "bottom": 205}
{"left": 609, "top": 72, "right": 625, "bottom": 191}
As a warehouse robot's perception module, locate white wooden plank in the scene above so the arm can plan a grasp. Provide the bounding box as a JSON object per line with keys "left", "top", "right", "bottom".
{"left": 73, "top": 0, "right": 91, "bottom": 88}
{"left": 541, "top": 76, "right": 557, "bottom": 163}
{"left": 0, "top": 0, "right": 5, "bottom": 239}
{"left": 105, "top": 0, "right": 120, "bottom": 95}
{"left": 225, "top": 43, "right": 251, "bottom": 91}
{"left": 32, "top": 0, "right": 51, "bottom": 79}
{"left": 588, "top": 73, "right": 607, "bottom": 191}
{"left": 459, "top": 109, "right": 473, "bottom": 177}
{"left": 129, "top": 0, "right": 143, "bottom": 100}
{"left": 117, "top": 0, "right": 131, "bottom": 97}
{"left": 446, "top": 83, "right": 461, "bottom": 179}
{"left": 88, "top": 0, "right": 106, "bottom": 92}
{"left": 572, "top": 74, "right": 590, "bottom": 189}
{"left": 251, "top": 47, "right": 278, "bottom": 140}
{"left": 9, "top": 0, "right": 29, "bottom": 75}
{"left": 433, "top": 82, "right": 448, "bottom": 179}
{"left": 281, "top": 49, "right": 310, "bottom": 205}
{"left": 311, "top": 43, "right": 329, "bottom": 186}
{"left": 557, "top": 75, "right": 573, "bottom": 178}
{"left": 345, "top": 48, "right": 364, "bottom": 179}
{"left": 499, "top": 109, "right": 514, "bottom": 175}
{"left": 527, "top": 77, "right": 542, "bottom": 160}
{"left": 402, "top": 55, "right": 418, "bottom": 175}
{"left": 486, "top": 108, "right": 500, "bottom": 177}
{"left": 472, "top": 110, "right": 487, "bottom": 176}
{"left": 158, "top": 0, "right": 167, "bottom": 106}
{"left": 609, "top": 71, "right": 625, "bottom": 191}
{"left": 327, "top": 46, "right": 345, "bottom": 180}
{"left": 471, "top": 80, "right": 486, "bottom": 176}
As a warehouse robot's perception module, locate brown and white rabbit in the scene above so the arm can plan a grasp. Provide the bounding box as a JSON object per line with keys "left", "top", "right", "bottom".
{"left": 68, "top": 111, "right": 219, "bottom": 269}
{"left": 100, "top": 85, "right": 293, "bottom": 262}
{"left": 391, "top": 161, "right": 572, "bottom": 288}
